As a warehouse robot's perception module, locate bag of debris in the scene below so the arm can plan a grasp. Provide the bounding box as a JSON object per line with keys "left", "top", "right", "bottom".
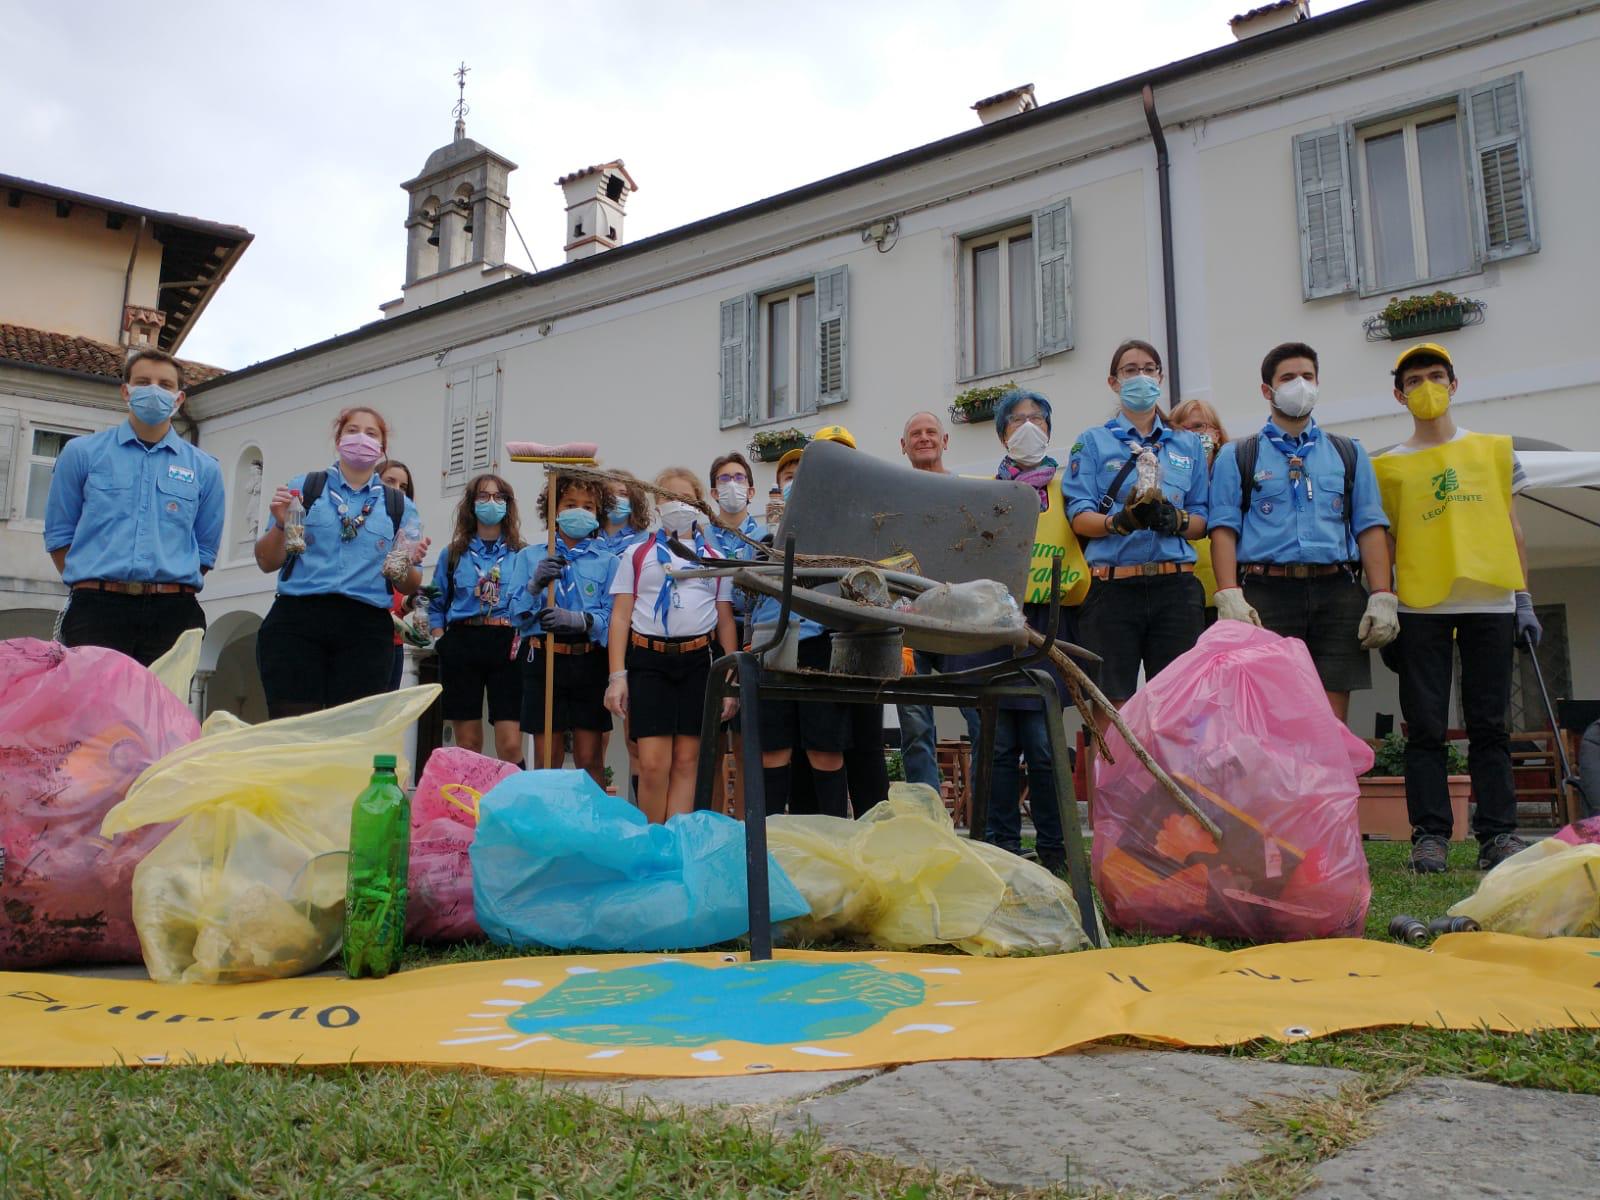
{"left": 472, "top": 770, "right": 808, "bottom": 952}
{"left": 411, "top": 746, "right": 515, "bottom": 830}
{"left": 101, "top": 685, "right": 439, "bottom": 983}
{"left": 768, "top": 784, "right": 1089, "bottom": 955}
{"left": 0, "top": 639, "right": 201, "bottom": 969}
{"left": 1092, "top": 622, "right": 1373, "bottom": 942}
{"left": 1448, "top": 816, "right": 1600, "bottom": 937}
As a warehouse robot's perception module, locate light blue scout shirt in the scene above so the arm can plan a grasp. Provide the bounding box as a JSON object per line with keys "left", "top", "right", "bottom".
{"left": 600, "top": 525, "right": 648, "bottom": 555}
{"left": 506, "top": 537, "right": 619, "bottom": 645}
{"left": 704, "top": 514, "right": 766, "bottom": 624}
{"left": 1064, "top": 414, "right": 1210, "bottom": 568}
{"left": 1208, "top": 420, "right": 1388, "bottom": 564}
{"left": 268, "top": 464, "right": 420, "bottom": 607}
{"left": 426, "top": 536, "right": 517, "bottom": 628}
{"left": 44, "top": 421, "right": 224, "bottom": 587}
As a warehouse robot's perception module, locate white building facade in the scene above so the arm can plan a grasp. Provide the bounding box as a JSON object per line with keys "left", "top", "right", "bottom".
{"left": 187, "top": 0, "right": 1600, "bottom": 736}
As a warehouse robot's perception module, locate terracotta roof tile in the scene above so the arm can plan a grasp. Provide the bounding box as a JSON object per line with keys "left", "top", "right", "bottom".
{"left": 0, "top": 323, "right": 227, "bottom": 386}
{"left": 1230, "top": 1, "right": 1302, "bottom": 25}
{"left": 555, "top": 160, "right": 638, "bottom": 191}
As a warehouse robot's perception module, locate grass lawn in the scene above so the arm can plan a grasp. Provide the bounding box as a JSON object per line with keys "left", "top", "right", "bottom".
{"left": 2, "top": 842, "right": 1595, "bottom": 1200}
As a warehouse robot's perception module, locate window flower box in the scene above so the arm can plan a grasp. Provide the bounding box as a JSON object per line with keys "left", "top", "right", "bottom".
{"left": 1363, "top": 291, "right": 1486, "bottom": 342}
{"left": 949, "top": 380, "right": 1019, "bottom": 426}
{"left": 749, "top": 429, "right": 809, "bottom": 463}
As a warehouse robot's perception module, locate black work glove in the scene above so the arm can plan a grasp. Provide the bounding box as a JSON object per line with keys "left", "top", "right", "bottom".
{"left": 1108, "top": 507, "right": 1139, "bottom": 535}
{"left": 534, "top": 607, "right": 589, "bottom": 636}
{"left": 530, "top": 555, "right": 566, "bottom": 591}
{"left": 1139, "top": 499, "right": 1187, "bottom": 537}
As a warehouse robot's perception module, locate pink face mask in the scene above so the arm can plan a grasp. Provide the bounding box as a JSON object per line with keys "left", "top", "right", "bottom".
{"left": 338, "top": 432, "right": 385, "bottom": 470}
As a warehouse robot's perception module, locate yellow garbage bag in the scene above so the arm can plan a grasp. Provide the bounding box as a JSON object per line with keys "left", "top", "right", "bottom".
{"left": 101, "top": 685, "right": 440, "bottom": 983}
{"left": 147, "top": 627, "right": 203, "bottom": 703}
{"left": 1449, "top": 836, "right": 1600, "bottom": 938}
{"left": 767, "top": 784, "right": 1088, "bottom": 956}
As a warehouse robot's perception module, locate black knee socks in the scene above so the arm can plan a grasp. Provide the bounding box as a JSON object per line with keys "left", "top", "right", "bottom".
{"left": 812, "top": 765, "right": 850, "bottom": 820}
{"left": 761, "top": 764, "right": 794, "bottom": 816}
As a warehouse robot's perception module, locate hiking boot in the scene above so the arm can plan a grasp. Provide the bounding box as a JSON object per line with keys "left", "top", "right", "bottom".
{"left": 1409, "top": 834, "right": 1450, "bottom": 874}
{"left": 1476, "top": 833, "right": 1529, "bottom": 871}
{"left": 1038, "top": 851, "right": 1067, "bottom": 877}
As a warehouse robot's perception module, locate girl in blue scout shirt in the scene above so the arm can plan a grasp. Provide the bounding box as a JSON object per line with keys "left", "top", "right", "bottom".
{"left": 599, "top": 468, "right": 652, "bottom": 554}
{"left": 427, "top": 474, "right": 528, "bottom": 764}
{"left": 1065, "top": 339, "right": 1210, "bottom": 720}
{"left": 379, "top": 459, "right": 417, "bottom": 691}
{"left": 254, "top": 406, "right": 428, "bottom": 718}
{"left": 704, "top": 450, "right": 767, "bottom": 819}
{"left": 508, "top": 474, "right": 619, "bottom": 787}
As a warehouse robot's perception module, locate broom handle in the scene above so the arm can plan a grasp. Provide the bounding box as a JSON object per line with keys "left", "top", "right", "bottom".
{"left": 543, "top": 472, "right": 558, "bottom": 769}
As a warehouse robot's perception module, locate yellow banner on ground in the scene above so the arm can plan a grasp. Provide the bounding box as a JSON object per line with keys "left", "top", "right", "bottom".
{"left": 3, "top": 937, "right": 1597, "bottom": 1077}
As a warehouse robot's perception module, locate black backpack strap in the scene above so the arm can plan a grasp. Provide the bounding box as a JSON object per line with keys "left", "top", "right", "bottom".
{"left": 1328, "top": 434, "right": 1358, "bottom": 528}
{"left": 382, "top": 484, "right": 406, "bottom": 532}
{"left": 1236, "top": 437, "right": 1260, "bottom": 518}
{"left": 278, "top": 470, "right": 327, "bottom": 582}
{"left": 1096, "top": 457, "right": 1141, "bottom": 514}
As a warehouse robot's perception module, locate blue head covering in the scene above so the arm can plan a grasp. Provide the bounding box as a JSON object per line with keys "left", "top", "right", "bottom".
{"left": 993, "top": 389, "right": 1053, "bottom": 440}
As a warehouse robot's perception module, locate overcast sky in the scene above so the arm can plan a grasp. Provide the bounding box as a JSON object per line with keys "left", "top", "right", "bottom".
{"left": 8, "top": 0, "right": 1359, "bottom": 369}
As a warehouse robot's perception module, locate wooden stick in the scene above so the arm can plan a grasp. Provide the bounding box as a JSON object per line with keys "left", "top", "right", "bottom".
{"left": 543, "top": 472, "right": 558, "bottom": 771}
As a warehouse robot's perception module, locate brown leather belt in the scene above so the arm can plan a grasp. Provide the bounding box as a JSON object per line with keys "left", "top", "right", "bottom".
{"left": 73, "top": 580, "right": 197, "bottom": 596}
{"left": 1240, "top": 563, "right": 1354, "bottom": 579}
{"left": 544, "top": 639, "right": 599, "bottom": 656}
{"left": 458, "top": 616, "right": 514, "bottom": 627}
{"left": 1089, "top": 562, "right": 1195, "bottom": 581}
{"left": 631, "top": 632, "right": 712, "bottom": 654}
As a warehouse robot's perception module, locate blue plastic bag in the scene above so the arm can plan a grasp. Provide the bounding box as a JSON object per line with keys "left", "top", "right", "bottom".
{"left": 471, "top": 771, "right": 809, "bottom": 951}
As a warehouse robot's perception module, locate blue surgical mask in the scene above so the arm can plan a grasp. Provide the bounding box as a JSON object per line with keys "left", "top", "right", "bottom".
{"left": 781, "top": 483, "right": 793, "bottom": 502}
{"left": 556, "top": 508, "right": 600, "bottom": 539}
{"left": 1119, "top": 376, "right": 1162, "bottom": 413}
{"left": 607, "top": 499, "right": 631, "bottom": 524}
{"left": 127, "top": 383, "right": 178, "bottom": 426}
{"left": 474, "top": 500, "right": 507, "bottom": 526}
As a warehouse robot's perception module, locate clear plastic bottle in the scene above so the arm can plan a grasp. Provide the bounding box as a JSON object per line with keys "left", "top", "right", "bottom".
{"left": 1133, "top": 447, "right": 1162, "bottom": 502}
{"left": 343, "top": 754, "right": 410, "bottom": 979}
{"left": 283, "top": 489, "right": 306, "bottom": 554}
{"left": 382, "top": 528, "right": 413, "bottom": 584}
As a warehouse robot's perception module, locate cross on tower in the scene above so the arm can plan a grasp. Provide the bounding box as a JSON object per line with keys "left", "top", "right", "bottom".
{"left": 452, "top": 61, "right": 471, "bottom": 138}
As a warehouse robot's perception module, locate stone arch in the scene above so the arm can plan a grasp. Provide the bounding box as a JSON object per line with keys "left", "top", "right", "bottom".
{"left": 199, "top": 607, "right": 266, "bottom": 723}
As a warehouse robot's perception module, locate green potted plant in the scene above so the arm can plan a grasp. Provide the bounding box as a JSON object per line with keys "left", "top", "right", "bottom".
{"left": 1357, "top": 732, "right": 1471, "bottom": 841}
{"left": 1377, "top": 290, "right": 1484, "bottom": 339}
{"left": 949, "top": 380, "right": 1019, "bottom": 425}
{"left": 749, "top": 427, "right": 809, "bottom": 463}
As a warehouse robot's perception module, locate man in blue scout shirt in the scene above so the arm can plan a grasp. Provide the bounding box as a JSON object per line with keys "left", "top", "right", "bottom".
{"left": 1208, "top": 342, "right": 1397, "bottom": 723}
{"left": 44, "top": 348, "right": 224, "bottom": 666}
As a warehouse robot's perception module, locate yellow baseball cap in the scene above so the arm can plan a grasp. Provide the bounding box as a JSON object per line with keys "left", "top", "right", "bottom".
{"left": 775, "top": 445, "right": 806, "bottom": 473}
{"left": 813, "top": 424, "right": 856, "bottom": 448}
{"left": 1393, "top": 342, "right": 1453, "bottom": 372}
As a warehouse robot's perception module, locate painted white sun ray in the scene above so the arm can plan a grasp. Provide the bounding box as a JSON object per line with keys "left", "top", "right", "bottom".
{"left": 452, "top": 1027, "right": 505, "bottom": 1033}
{"left": 919, "top": 967, "right": 962, "bottom": 975}
{"left": 501, "top": 979, "right": 544, "bottom": 989}
{"left": 690, "top": 1049, "right": 723, "bottom": 1062}
{"left": 792, "top": 1046, "right": 851, "bottom": 1058}
{"left": 439, "top": 1033, "right": 520, "bottom": 1045}
{"left": 479, "top": 999, "right": 523, "bottom": 1007}
{"left": 566, "top": 966, "right": 599, "bottom": 975}
{"left": 934, "top": 1000, "right": 979, "bottom": 1007}
{"left": 587, "top": 1049, "right": 625, "bottom": 1059}
{"left": 892, "top": 1024, "right": 955, "bottom": 1035}
{"left": 499, "top": 1037, "right": 553, "bottom": 1052}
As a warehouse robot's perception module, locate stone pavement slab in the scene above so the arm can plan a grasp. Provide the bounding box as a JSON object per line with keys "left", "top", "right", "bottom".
{"left": 1305, "top": 1077, "right": 1600, "bottom": 1200}
{"left": 777, "top": 1046, "right": 1357, "bottom": 1195}
{"left": 568, "top": 1069, "right": 883, "bottom": 1111}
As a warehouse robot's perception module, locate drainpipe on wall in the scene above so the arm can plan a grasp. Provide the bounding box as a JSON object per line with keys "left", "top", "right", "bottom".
{"left": 118, "top": 214, "right": 147, "bottom": 346}
{"left": 1141, "top": 85, "right": 1180, "bottom": 407}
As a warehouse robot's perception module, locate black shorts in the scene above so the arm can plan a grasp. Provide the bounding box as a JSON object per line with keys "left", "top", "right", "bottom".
{"left": 1077, "top": 571, "right": 1204, "bottom": 702}
{"left": 436, "top": 624, "right": 523, "bottom": 723}
{"left": 521, "top": 640, "right": 612, "bottom": 733}
{"left": 626, "top": 636, "right": 713, "bottom": 739}
{"left": 757, "top": 634, "right": 852, "bottom": 753}
{"left": 1243, "top": 570, "right": 1372, "bottom": 693}
{"left": 60, "top": 588, "right": 205, "bottom": 667}
{"left": 257, "top": 593, "right": 392, "bottom": 710}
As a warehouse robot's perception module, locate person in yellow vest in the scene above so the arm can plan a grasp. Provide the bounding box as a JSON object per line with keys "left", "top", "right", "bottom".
{"left": 1373, "top": 343, "right": 1538, "bottom": 874}
{"left": 946, "top": 388, "right": 1090, "bottom": 873}
{"left": 1169, "top": 398, "right": 1232, "bottom": 618}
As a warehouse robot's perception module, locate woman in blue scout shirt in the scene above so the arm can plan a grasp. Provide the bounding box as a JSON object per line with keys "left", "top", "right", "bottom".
{"left": 599, "top": 467, "right": 652, "bottom": 554}
{"left": 45, "top": 349, "right": 224, "bottom": 666}
{"left": 1065, "top": 339, "right": 1210, "bottom": 720}
{"left": 427, "top": 473, "right": 528, "bottom": 764}
{"left": 507, "top": 474, "right": 619, "bottom": 787}
{"left": 704, "top": 450, "right": 766, "bottom": 818}
{"left": 379, "top": 459, "right": 417, "bottom": 691}
{"left": 254, "top": 406, "right": 428, "bottom": 718}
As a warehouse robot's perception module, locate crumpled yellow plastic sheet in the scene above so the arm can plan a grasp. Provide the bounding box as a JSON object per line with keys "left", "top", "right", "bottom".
{"left": 2, "top": 935, "right": 1596, "bottom": 1076}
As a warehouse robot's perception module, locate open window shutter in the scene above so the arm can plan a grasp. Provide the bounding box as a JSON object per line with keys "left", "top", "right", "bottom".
{"left": 1033, "top": 199, "right": 1073, "bottom": 356}
{"left": 469, "top": 360, "right": 498, "bottom": 472}
{"left": 1293, "top": 127, "right": 1357, "bottom": 298}
{"left": 443, "top": 366, "right": 473, "bottom": 492}
{"left": 1467, "top": 74, "right": 1537, "bottom": 261}
{"left": 0, "top": 409, "right": 17, "bottom": 520}
{"left": 718, "top": 295, "right": 752, "bottom": 428}
{"left": 814, "top": 267, "right": 849, "bottom": 407}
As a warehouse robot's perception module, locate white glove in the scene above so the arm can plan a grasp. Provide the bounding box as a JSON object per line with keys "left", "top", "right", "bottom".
{"left": 1214, "top": 587, "right": 1262, "bottom": 627}
{"left": 1358, "top": 589, "right": 1400, "bottom": 650}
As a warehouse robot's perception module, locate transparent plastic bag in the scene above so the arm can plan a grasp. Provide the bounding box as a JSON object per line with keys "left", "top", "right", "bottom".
{"left": 1092, "top": 622, "right": 1373, "bottom": 942}
{"left": 148, "top": 627, "right": 204, "bottom": 703}
{"left": 0, "top": 639, "right": 200, "bottom": 969}
{"left": 102, "top": 685, "right": 440, "bottom": 983}
{"left": 909, "top": 580, "right": 1023, "bottom": 632}
{"left": 1449, "top": 816, "right": 1600, "bottom": 938}
{"left": 768, "top": 784, "right": 1088, "bottom": 955}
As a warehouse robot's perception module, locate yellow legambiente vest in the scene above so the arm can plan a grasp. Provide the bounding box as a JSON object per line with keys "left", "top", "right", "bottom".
{"left": 1025, "top": 474, "right": 1092, "bottom": 606}
{"left": 1373, "top": 432, "right": 1524, "bottom": 609}
{"left": 1191, "top": 535, "right": 1218, "bottom": 608}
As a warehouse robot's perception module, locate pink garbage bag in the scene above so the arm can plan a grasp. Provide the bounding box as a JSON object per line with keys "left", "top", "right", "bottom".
{"left": 406, "top": 815, "right": 480, "bottom": 943}
{"left": 0, "top": 639, "right": 201, "bottom": 968}
{"left": 1092, "top": 622, "right": 1373, "bottom": 942}
{"left": 411, "top": 747, "right": 516, "bottom": 830}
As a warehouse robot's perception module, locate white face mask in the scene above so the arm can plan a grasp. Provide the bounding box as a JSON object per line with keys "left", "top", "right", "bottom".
{"left": 715, "top": 481, "right": 748, "bottom": 515}
{"left": 1005, "top": 421, "right": 1050, "bottom": 467}
{"left": 1272, "top": 377, "right": 1319, "bottom": 419}
{"left": 658, "top": 500, "right": 698, "bottom": 536}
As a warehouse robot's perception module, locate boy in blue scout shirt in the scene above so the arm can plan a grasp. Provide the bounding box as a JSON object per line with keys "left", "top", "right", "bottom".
{"left": 1208, "top": 342, "right": 1397, "bottom": 723}
{"left": 45, "top": 348, "right": 224, "bottom": 666}
{"left": 1065, "top": 338, "right": 1210, "bottom": 716}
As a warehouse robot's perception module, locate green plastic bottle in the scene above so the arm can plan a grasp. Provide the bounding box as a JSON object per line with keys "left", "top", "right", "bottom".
{"left": 343, "top": 754, "right": 410, "bottom": 978}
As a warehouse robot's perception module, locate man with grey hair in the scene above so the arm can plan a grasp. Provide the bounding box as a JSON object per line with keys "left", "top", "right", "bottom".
{"left": 896, "top": 409, "right": 950, "bottom": 790}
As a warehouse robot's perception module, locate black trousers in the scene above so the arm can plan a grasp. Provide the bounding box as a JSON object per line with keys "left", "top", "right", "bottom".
{"left": 1395, "top": 610, "right": 1517, "bottom": 841}
{"left": 60, "top": 589, "right": 205, "bottom": 667}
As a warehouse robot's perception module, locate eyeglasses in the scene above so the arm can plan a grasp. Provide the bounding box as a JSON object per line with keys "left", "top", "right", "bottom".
{"left": 475, "top": 491, "right": 506, "bottom": 502}
{"left": 1116, "top": 364, "right": 1162, "bottom": 380}
{"left": 714, "top": 473, "right": 749, "bottom": 486}
{"left": 1006, "top": 413, "right": 1049, "bottom": 430}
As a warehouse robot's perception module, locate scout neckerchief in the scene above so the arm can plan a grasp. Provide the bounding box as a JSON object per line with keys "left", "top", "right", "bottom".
{"left": 552, "top": 537, "right": 593, "bottom": 613}
{"left": 996, "top": 455, "right": 1060, "bottom": 512}
{"left": 706, "top": 514, "right": 760, "bottom": 561}
{"left": 1259, "top": 418, "right": 1322, "bottom": 502}
{"left": 652, "top": 527, "right": 719, "bottom": 635}
{"left": 469, "top": 536, "right": 508, "bottom": 611}
{"left": 326, "top": 471, "right": 379, "bottom": 542}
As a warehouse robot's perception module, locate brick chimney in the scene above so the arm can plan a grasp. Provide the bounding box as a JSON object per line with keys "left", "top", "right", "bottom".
{"left": 1229, "top": 0, "right": 1309, "bottom": 40}
{"left": 558, "top": 161, "right": 638, "bottom": 263}
{"left": 972, "top": 84, "right": 1037, "bottom": 126}
{"left": 121, "top": 304, "right": 165, "bottom": 348}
